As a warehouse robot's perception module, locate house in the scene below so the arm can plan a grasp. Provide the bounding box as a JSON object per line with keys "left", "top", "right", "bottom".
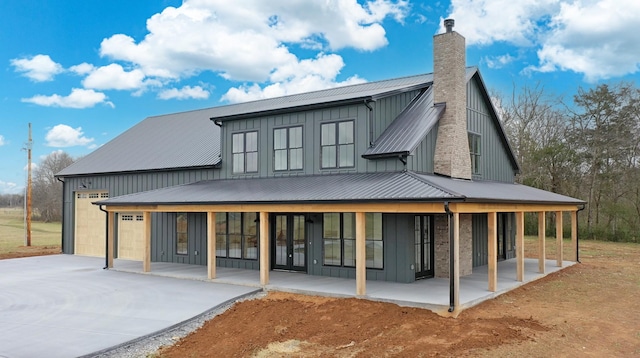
{"left": 56, "top": 19, "right": 584, "bottom": 312}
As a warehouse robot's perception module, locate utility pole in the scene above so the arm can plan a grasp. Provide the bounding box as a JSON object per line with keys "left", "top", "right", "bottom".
{"left": 26, "top": 123, "right": 32, "bottom": 246}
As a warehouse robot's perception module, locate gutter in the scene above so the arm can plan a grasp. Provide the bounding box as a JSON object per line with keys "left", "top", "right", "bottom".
{"left": 98, "top": 205, "right": 109, "bottom": 270}
{"left": 577, "top": 204, "right": 586, "bottom": 263}
{"left": 364, "top": 99, "right": 374, "bottom": 146}
{"left": 444, "top": 201, "right": 455, "bottom": 313}
{"left": 56, "top": 177, "right": 65, "bottom": 254}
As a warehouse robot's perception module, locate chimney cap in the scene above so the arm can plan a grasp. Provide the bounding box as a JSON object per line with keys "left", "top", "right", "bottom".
{"left": 444, "top": 18, "right": 455, "bottom": 33}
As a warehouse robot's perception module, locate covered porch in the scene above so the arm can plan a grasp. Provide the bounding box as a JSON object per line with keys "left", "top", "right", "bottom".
{"left": 110, "top": 256, "right": 575, "bottom": 315}
{"left": 95, "top": 171, "right": 584, "bottom": 315}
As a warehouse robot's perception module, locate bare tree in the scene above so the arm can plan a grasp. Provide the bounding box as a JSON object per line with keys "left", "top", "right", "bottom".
{"left": 32, "top": 151, "right": 74, "bottom": 222}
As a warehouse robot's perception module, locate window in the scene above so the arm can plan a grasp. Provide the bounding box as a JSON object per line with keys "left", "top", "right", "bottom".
{"left": 176, "top": 213, "right": 188, "bottom": 255}
{"left": 468, "top": 132, "right": 481, "bottom": 175}
{"left": 232, "top": 131, "right": 258, "bottom": 174}
{"left": 321, "top": 120, "right": 354, "bottom": 169}
{"left": 274, "top": 126, "right": 303, "bottom": 171}
{"left": 216, "top": 212, "right": 258, "bottom": 260}
{"left": 322, "top": 212, "right": 382, "bottom": 269}
{"left": 365, "top": 213, "right": 383, "bottom": 269}
{"left": 121, "top": 214, "right": 133, "bottom": 221}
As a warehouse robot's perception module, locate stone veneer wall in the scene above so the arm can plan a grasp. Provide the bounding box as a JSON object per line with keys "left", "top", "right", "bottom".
{"left": 432, "top": 27, "right": 472, "bottom": 180}
{"left": 435, "top": 213, "right": 473, "bottom": 278}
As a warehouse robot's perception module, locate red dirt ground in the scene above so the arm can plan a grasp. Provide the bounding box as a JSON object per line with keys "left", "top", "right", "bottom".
{"left": 158, "top": 240, "right": 640, "bottom": 357}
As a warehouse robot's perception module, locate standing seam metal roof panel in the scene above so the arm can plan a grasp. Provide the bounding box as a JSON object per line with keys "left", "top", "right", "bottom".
{"left": 362, "top": 87, "right": 444, "bottom": 158}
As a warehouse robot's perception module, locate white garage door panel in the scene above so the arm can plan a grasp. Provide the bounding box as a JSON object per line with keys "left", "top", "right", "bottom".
{"left": 118, "top": 213, "right": 144, "bottom": 260}
{"left": 74, "top": 192, "right": 108, "bottom": 257}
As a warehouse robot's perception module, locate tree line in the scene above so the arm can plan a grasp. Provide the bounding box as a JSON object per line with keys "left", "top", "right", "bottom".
{"left": 498, "top": 81, "right": 640, "bottom": 242}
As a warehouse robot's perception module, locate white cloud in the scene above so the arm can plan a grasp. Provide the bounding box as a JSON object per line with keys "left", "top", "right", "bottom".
{"left": 82, "top": 64, "right": 146, "bottom": 90}
{"left": 222, "top": 53, "right": 366, "bottom": 103}
{"left": 485, "top": 54, "right": 516, "bottom": 69}
{"left": 447, "top": 0, "right": 640, "bottom": 81}
{"left": 0, "top": 135, "right": 5, "bottom": 146}
{"left": 158, "top": 85, "right": 210, "bottom": 100}
{"left": 21, "top": 88, "right": 114, "bottom": 109}
{"left": 99, "top": 0, "right": 408, "bottom": 83}
{"left": 529, "top": 0, "right": 640, "bottom": 82}
{"left": 0, "top": 180, "right": 20, "bottom": 195}
{"left": 45, "top": 124, "right": 94, "bottom": 147}
{"left": 10, "top": 54, "right": 63, "bottom": 82}
{"left": 69, "top": 62, "right": 96, "bottom": 75}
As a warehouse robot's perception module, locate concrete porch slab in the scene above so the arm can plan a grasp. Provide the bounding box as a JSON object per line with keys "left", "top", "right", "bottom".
{"left": 112, "top": 257, "right": 575, "bottom": 314}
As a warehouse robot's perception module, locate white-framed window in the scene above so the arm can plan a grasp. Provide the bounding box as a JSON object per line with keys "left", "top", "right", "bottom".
{"left": 274, "top": 126, "right": 303, "bottom": 171}
{"left": 321, "top": 120, "right": 354, "bottom": 169}
{"left": 232, "top": 131, "right": 258, "bottom": 174}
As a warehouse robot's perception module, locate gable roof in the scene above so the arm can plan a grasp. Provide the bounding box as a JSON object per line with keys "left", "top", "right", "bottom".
{"left": 95, "top": 170, "right": 583, "bottom": 207}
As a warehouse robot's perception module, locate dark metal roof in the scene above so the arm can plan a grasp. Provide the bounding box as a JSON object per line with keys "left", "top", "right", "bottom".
{"left": 210, "top": 73, "right": 435, "bottom": 121}
{"left": 95, "top": 170, "right": 584, "bottom": 207}
{"left": 56, "top": 108, "right": 222, "bottom": 176}
{"left": 362, "top": 87, "right": 444, "bottom": 158}
{"left": 96, "top": 171, "right": 458, "bottom": 205}
{"left": 414, "top": 172, "right": 585, "bottom": 205}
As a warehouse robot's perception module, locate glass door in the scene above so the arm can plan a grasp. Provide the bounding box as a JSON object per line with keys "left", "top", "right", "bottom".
{"left": 272, "top": 214, "right": 306, "bottom": 271}
{"left": 414, "top": 215, "right": 434, "bottom": 279}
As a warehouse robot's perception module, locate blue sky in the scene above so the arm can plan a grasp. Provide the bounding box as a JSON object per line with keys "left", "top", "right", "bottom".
{"left": 1, "top": 0, "right": 639, "bottom": 194}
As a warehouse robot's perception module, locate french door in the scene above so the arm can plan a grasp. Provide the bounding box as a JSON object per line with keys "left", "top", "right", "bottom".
{"left": 414, "top": 215, "right": 434, "bottom": 279}
{"left": 272, "top": 214, "right": 307, "bottom": 271}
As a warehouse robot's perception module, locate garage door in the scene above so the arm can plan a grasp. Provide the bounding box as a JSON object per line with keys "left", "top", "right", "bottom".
{"left": 74, "top": 191, "right": 109, "bottom": 256}
{"left": 118, "top": 213, "right": 145, "bottom": 260}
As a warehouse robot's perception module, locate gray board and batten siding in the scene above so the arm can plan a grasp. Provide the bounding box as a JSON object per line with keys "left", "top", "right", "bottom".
{"left": 218, "top": 89, "right": 424, "bottom": 179}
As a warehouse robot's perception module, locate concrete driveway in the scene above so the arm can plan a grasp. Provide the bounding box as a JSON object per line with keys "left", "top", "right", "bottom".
{"left": 0, "top": 255, "right": 260, "bottom": 358}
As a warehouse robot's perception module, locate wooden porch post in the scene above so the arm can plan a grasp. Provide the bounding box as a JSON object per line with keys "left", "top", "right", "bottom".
{"left": 453, "top": 212, "right": 460, "bottom": 309}
{"left": 556, "top": 211, "right": 563, "bottom": 267}
{"left": 107, "top": 211, "right": 115, "bottom": 268}
{"left": 207, "top": 212, "right": 216, "bottom": 279}
{"left": 143, "top": 211, "right": 151, "bottom": 273}
{"left": 487, "top": 211, "right": 497, "bottom": 292}
{"left": 259, "top": 212, "right": 270, "bottom": 286}
{"left": 538, "top": 211, "right": 545, "bottom": 274}
{"left": 515, "top": 211, "right": 524, "bottom": 282}
{"left": 355, "top": 212, "right": 366, "bottom": 296}
{"left": 571, "top": 211, "right": 578, "bottom": 262}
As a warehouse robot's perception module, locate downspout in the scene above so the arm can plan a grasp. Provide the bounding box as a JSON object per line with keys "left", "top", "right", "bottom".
{"left": 56, "top": 177, "right": 65, "bottom": 254}
{"left": 577, "top": 204, "right": 586, "bottom": 263}
{"left": 444, "top": 201, "right": 455, "bottom": 312}
{"left": 98, "top": 205, "right": 109, "bottom": 270}
{"left": 364, "top": 99, "right": 374, "bottom": 146}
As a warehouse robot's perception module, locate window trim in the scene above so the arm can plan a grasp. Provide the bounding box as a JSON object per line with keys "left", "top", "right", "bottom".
{"left": 232, "top": 131, "right": 259, "bottom": 174}
{"left": 273, "top": 125, "right": 303, "bottom": 172}
{"left": 320, "top": 120, "right": 355, "bottom": 169}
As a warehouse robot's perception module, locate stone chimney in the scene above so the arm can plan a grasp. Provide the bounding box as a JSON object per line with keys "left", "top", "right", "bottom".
{"left": 432, "top": 19, "right": 472, "bottom": 180}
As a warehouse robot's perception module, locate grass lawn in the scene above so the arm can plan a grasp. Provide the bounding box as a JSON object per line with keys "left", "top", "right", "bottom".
{"left": 0, "top": 207, "right": 61, "bottom": 258}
